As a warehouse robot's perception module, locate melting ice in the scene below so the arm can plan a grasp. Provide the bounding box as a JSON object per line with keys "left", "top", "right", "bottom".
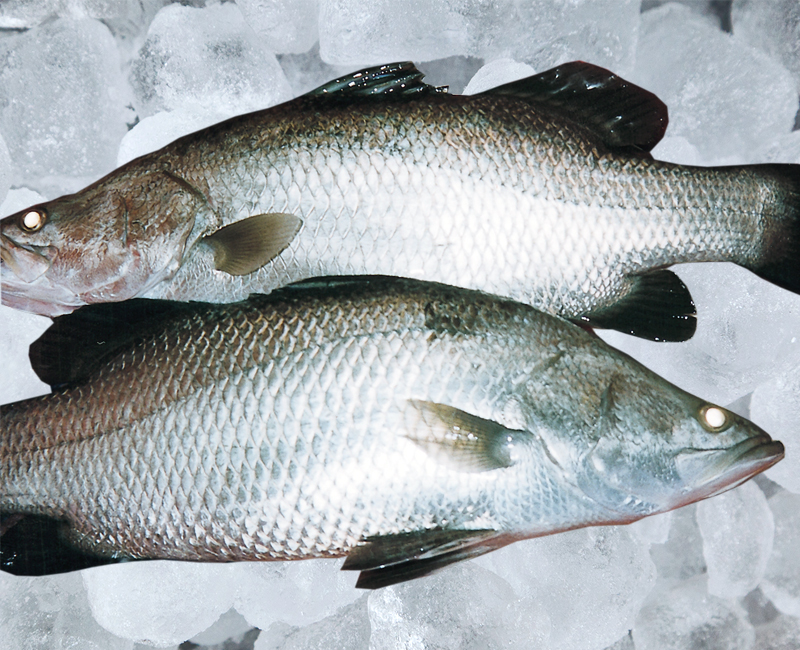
{"left": 2, "top": 0, "right": 800, "bottom": 648}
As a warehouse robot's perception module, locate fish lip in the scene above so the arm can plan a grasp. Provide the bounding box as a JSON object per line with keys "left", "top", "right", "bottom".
{"left": 680, "top": 434, "right": 784, "bottom": 501}
{"left": 0, "top": 232, "right": 55, "bottom": 283}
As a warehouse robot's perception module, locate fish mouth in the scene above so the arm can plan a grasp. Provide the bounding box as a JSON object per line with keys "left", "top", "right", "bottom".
{"left": 0, "top": 232, "right": 53, "bottom": 283}
{"left": 676, "top": 434, "right": 784, "bottom": 502}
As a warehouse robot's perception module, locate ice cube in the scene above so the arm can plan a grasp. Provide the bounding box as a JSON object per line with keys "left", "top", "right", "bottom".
{"left": 754, "top": 613, "right": 800, "bottom": 650}
{"left": 732, "top": 0, "right": 800, "bottom": 92}
{"left": 750, "top": 363, "right": 800, "bottom": 494}
{"left": 83, "top": 561, "right": 238, "bottom": 647}
{"left": 232, "top": 559, "right": 360, "bottom": 631}
{"left": 367, "top": 561, "right": 546, "bottom": 650}
{"left": 318, "top": 0, "right": 640, "bottom": 74}
{"left": 187, "top": 608, "right": 253, "bottom": 647}
{"left": 0, "top": 571, "right": 134, "bottom": 650}
{"left": 633, "top": 575, "right": 755, "bottom": 650}
{"left": 632, "top": 3, "right": 797, "bottom": 163}
{"left": 277, "top": 45, "right": 354, "bottom": 97}
{"left": 760, "top": 491, "right": 800, "bottom": 618}
{"left": 649, "top": 504, "right": 706, "bottom": 581}
{"left": 696, "top": 481, "right": 775, "bottom": 598}
{"left": 235, "top": 0, "right": 319, "bottom": 55}
{"left": 0, "top": 17, "right": 130, "bottom": 188}
{"left": 254, "top": 595, "right": 370, "bottom": 650}
{"left": 476, "top": 526, "right": 655, "bottom": 650}
{"left": 463, "top": 59, "right": 537, "bottom": 95}
{"left": 0, "top": 131, "right": 11, "bottom": 206}
{"left": 130, "top": 3, "right": 292, "bottom": 119}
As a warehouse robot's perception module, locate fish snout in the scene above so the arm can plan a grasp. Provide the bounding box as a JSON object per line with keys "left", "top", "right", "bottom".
{"left": 675, "top": 432, "right": 784, "bottom": 502}
{"left": 0, "top": 232, "right": 55, "bottom": 283}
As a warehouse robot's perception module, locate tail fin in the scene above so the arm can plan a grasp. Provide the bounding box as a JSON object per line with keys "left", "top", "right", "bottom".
{"left": 748, "top": 163, "right": 800, "bottom": 295}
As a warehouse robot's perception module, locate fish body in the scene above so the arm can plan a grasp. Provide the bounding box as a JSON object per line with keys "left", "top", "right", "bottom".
{"left": 0, "top": 278, "right": 783, "bottom": 587}
{"left": 2, "top": 62, "right": 799, "bottom": 340}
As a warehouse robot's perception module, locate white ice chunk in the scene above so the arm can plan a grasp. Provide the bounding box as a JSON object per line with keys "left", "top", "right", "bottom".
{"left": 732, "top": 0, "right": 800, "bottom": 92}
{"left": 0, "top": 18, "right": 130, "bottom": 187}
{"left": 276, "top": 46, "right": 354, "bottom": 97}
{"left": 751, "top": 362, "right": 800, "bottom": 494}
{"left": 754, "top": 613, "right": 800, "bottom": 650}
{"left": 188, "top": 608, "right": 252, "bottom": 647}
{"left": 318, "top": 0, "right": 640, "bottom": 74}
{"left": 475, "top": 526, "right": 655, "bottom": 650}
{"left": 761, "top": 491, "right": 800, "bottom": 617}
{"left": 231, "top": 559, "right": 360, "bottom": 631}
{"left": 255, "top": 595, "right": 370, "bottom": 650}
{"left": 83, "top": 562, "right": 238, "bottom": 647}
{"left": 236, "top": 0, "right": 319, "bottom": 55}
{"left": 463, "top": 59, "right": 536, "bottom": 95}
{"left": 649, "top": 504, "right": 706, "bottom": 581}
{"left": 627, "top": 511, "right": 673, "bottom": 546}
{"left": 367, "top": 561, "right": 548, "bottom": 650}
{"left": 0, "top": 132, "right": 11, "bottom": 206}
{"left": 0, "top": 571, "right": 134, "bottom": 650}
{"left": 696, "top": 481, "right": 775, "bottom": 598}
{"left": 130, "top": 3, "right": 292, "bottom": 119}
{"left": 599, "top": 263, "right": 800, "bottom": 409}
{"left": 633, "top": 575, "right": 755, "bottom": 650}
{"left": 632, "top": 3, "right": 797, "bottom": 163}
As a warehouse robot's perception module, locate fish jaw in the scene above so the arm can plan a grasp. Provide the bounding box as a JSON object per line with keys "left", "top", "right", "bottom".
{"left": 674, "top": 434, "right": 784, "bottom": 504}
{"left": 0, "top": 233, "right": 84, "bottom": 316}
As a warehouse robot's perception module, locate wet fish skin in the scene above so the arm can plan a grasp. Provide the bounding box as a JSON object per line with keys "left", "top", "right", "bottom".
{"left": 0, "top": 278, "right": 783, "bottom": 585}
{"left": 2, "top": 62, "right": 799, "bottom": 341}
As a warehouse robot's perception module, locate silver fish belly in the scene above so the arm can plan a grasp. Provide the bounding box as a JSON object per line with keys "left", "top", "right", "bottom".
{"left": 0, "top": 278, "right": 783, "bottom": 587}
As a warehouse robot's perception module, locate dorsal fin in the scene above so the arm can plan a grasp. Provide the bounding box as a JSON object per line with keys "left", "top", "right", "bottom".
{"left": 481, "top": 61, "right": 668, "bottom": 154}
{"left": 29, "top": 299, "right": 205, "bottom": 389}
{"left": 306, "top": 61, "right": 445, "bottom": 100}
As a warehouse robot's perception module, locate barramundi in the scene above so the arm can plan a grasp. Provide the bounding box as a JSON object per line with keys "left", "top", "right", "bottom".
{"left": 2, "top": 61, "right": 800, "bottom": 340}
{"left": 0, "top": 278, "right": 783, "bottom": 587}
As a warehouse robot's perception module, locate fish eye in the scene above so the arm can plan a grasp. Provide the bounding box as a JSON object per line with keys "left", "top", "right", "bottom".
{"left": 20, "top": 209, "right": 45, "bottom": 232}
{"left": 698, "top": 405, "right": 731, "bottom": 433}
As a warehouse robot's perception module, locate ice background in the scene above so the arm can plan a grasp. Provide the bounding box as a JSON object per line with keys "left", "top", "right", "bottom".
{"left": 2, "top": 0, "right": 800, "bottom": 648}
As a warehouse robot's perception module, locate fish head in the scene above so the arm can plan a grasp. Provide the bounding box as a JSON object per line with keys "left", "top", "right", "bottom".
{"left": 565, "top": 371, "right": 783, "bottom": 520}
{"left": 0, "top": 170, "right": 201, "bottom": 316}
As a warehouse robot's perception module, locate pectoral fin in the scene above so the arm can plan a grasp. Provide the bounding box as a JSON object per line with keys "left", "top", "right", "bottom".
{"left": 342, "top": 528, "right": 506, "bottom": 589}
{"left": 575, "top": 269, "right": 696, "bottom": 342}
{"left": 203, "top": 213, "right": 302, "bottom": 276}
{"left": 405, "top": 400, "right": 525, "bottom": 472}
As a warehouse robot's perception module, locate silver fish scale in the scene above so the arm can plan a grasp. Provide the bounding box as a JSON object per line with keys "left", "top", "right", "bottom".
{"left": 2, "top": 284, "right": 618, "bottom": 561}
{"left": 136, "top": 94, "right": 779, "bottom": 317}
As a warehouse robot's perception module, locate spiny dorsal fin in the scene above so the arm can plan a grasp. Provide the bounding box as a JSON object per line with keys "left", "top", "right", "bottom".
{"left": 306, "top": 61, "right": 445, "bottom": 99}
{"left": 203, "top": 213, "right": 302, "bottom": 276}
{"left": 405, "top": 400, "right": 525, "bottom": 472}
{"left": 341, "top": 528, "right": 504, "bottom": 589}
{"left": 481, "top": 61, "right": 668, "bottom": 154}
{"left": 575, "top": 269, "right": 696, "bottom": 342}
{"left": 29, "top": 299, "right": 205, "bottom": 388}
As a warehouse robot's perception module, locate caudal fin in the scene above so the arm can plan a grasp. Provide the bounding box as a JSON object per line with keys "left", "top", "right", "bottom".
{"left": 748, "top": 164, "right": 800, "bottom": 295}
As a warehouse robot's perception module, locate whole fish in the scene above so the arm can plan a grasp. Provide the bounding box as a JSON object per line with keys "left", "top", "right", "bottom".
{"left": 0, "top": 278, "right": 783, "bottom": 587}
{"left": 2, "top": 62, "right": 799, "bottom": 341}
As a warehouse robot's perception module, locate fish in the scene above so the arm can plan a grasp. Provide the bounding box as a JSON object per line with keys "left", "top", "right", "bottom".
{"left": 3, "top": 62, "right": 800, "bottom": 341}
{"left": 0, "top": 277, "right": 783, "bottom": 587}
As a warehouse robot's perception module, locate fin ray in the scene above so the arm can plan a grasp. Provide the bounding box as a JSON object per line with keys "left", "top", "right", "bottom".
{"left": 482, "top": 61, "right": 668, "bottom": 154}
{"left": 204, "top": 213, "right": 302, "bottom": 276}
{"left": 575, "top": 269, "right": 696, "bottom": 342}
{"left": 306, "top": 61, "right": 443, "bottom": 99}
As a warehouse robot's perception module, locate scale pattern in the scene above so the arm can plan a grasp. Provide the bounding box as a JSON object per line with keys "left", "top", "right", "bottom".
{"left": 143, "top": 92, "right": 794, "bottom": 318}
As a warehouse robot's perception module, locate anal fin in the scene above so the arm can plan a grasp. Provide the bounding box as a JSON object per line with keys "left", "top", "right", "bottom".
{"left": 575, "top": 269, "right": 696, "bottom": 342}
{"left": 342, "top": 528, "right": 505, "bottom": 589}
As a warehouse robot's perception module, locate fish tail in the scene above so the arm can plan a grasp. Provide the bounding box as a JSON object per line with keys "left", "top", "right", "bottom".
{"left": 748, "top": 163, "right": 800, "bottom": 295}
